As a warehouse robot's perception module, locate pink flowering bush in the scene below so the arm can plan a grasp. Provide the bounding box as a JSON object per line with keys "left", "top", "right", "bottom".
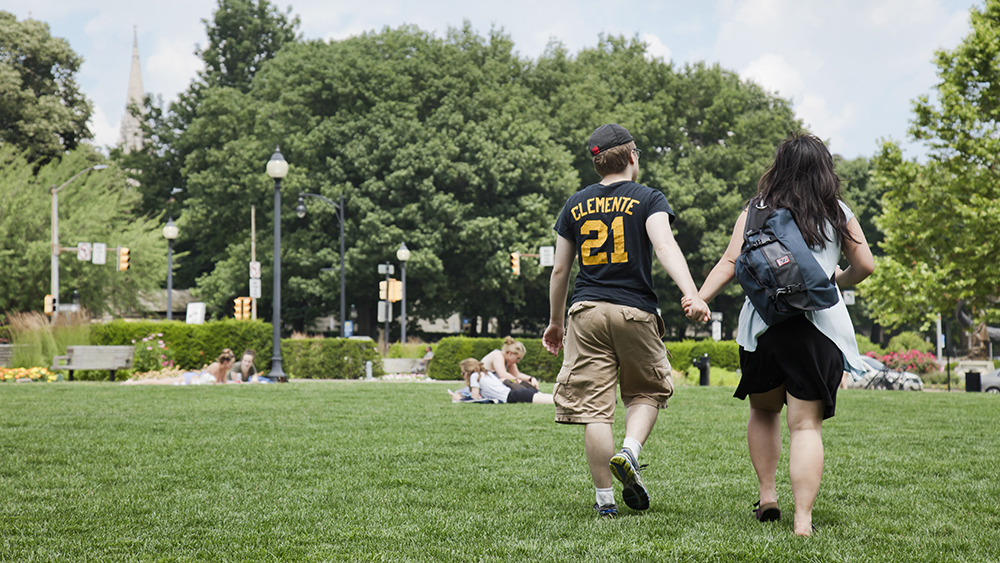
{"left": 132, "top": 332, "right": 176, "bottom": 373}
{"left": 869, "top": 349, "right": 940, "bottom": 376}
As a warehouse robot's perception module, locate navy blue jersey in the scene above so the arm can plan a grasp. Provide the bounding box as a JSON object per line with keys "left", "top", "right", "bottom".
{"left": 555, "top": 181, "right": 674, "bottom": 314}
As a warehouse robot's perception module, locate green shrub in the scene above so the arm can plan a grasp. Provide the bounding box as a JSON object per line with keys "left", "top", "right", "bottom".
{"left": 82, "top": 319, "right": 272, "bottom": 380}
{"left": 283, "top": 338, "right": 382, "bottom": 379}
{"left": 387, "top": 342, "right": 432, "bottom": 359}
{"left": 428, "top": 336, "right": 564, "bottom": 381}
{"left": 887, "top": 331, "right": 933, "bottom": 354}
{"left": 666, "top": 340, "right": 740, "bottom": 372}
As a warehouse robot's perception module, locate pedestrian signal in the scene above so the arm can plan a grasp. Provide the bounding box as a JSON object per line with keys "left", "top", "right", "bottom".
{"left": 118, "top": 247, "right": 130, "bottom": 271}
{"left": 44, "top": 294, "right": 54, "bottom": 315}
{"left": 510, "top": 252, "right": 521, "bottom": 276}
{"left": 379, "top": 280, "right": 388, "bottom": 301}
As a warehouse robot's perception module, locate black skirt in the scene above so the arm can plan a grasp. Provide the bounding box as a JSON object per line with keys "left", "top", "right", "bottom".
{"left": 736, "top": 315, "right": 844, "bottom": 419}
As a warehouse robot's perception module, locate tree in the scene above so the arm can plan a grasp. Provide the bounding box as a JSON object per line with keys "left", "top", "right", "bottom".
{"left": 0, "top": 145, "right": 168, "bottom": 316}
{"left": 866, "top": 1, "right": 1000, "bottom": 330}
{"left": 0, "top": 12, "right": 92, "bottom": 163}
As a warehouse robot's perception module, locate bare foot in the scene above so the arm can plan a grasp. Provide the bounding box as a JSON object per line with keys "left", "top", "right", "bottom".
{"left": 793, "top": 519, "right": 813, "bottom": 537}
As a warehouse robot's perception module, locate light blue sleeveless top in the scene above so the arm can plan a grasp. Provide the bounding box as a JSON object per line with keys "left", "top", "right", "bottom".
{"left": 736, "top": 200, "right": 866, "bottom": 375}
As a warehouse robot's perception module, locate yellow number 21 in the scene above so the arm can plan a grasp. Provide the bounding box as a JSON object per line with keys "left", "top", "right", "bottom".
{"left": 580, "top": 216, "right": 628, "bottom": 266}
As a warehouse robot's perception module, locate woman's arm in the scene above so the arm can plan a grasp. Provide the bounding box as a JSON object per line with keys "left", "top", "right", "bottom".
{"left": 697, "top": 210, "right": 747, "bottom": 303}
{"left": 836, "top": 217, "right": 875, "bottom": 287}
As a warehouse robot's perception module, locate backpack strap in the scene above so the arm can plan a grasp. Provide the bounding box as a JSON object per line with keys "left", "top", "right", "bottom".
{"left": 744, "top": 198, "right": 770, "bottom": 235}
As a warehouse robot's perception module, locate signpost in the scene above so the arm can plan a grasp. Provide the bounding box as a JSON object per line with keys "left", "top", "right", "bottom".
{"left": 249, "top": 260, "right": 262, "bottom": 299}
{"left": 539, "top": 246, "right": 554, "bottom": 267}
{"left": 76, "top": 242, "right": 92, "bottom": 261}
{"left": 185, "top": 302, "right": 206, "bottom": 325}
{"left": 711, "top": 311, "right": 723, "bottom": 342}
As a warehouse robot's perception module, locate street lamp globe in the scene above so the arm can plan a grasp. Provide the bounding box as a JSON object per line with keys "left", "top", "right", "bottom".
{"left": 266, "top": 147, "right": 288, "bottom": 179}
{"left": 396, "top": 242, "right": 411, "bottom": 262}
{"left": 295, "top": 196, "right": 307, "bottom": 218}
{"left": 162, "top": 217, "right": 179, "bottom": 240}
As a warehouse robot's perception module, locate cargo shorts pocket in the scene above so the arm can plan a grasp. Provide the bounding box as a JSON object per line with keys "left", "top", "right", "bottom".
{"left": 621, "top": 307, "right": 666, "bottom": 338}
{"left": 568, "top": 301, "right": 597, "bottom": 317}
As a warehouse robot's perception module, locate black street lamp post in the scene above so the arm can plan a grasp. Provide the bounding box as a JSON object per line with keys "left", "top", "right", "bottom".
{"left": 295, "top": 192, "right": 346, "bottom": 338}
{"left": 266, "top": 147, "right": 289, "bottom": 382}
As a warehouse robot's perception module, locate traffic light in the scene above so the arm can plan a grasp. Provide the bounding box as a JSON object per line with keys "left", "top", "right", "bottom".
{"left": 389, "top": 279, "right": 402, "bottom": 302}
{"left": 234, "top": 297, "right": 251, "bottom": 320}
{"left": 44, "top": 294, "right": 54, "bottom": 315}
{"left": 118, "top": 247, "right": 130, "bottom": 271}
{"left": 380, "top": 279, "right": 402, "bottom": 302}
{"left": 510, "top": 252, "right": 521, "bottom": 275}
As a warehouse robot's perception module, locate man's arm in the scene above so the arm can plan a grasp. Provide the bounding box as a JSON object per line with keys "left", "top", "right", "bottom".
{"left": 646, "top": 212, "right": 710, "bottom": 322}
{"left": 543, "top": 236, "right": 576, "bottom": 354}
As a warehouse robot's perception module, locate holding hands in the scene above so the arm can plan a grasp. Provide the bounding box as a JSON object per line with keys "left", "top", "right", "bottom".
{"left": 682, "top": 294, "right": 711, "bottom": 323}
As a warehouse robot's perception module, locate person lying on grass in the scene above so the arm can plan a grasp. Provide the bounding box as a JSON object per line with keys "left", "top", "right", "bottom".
{"left": 481, "top": 336, "right": 539, "bottom": 389}
{"left": 122, "top": 349, "right": 237, "bottom": 385}
{"left": 227, "top": 349, "right": 272, "bottom": 383}
{"left": 449, "top": 358, "right": 554, "bottom": 404}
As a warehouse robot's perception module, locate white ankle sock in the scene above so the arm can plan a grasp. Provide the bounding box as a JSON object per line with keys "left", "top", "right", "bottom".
{"left": 596, "top": 487, "right": 614, "bottom": 506}
{"left": 623, "top": 437, "right": 643, "bottom": 460}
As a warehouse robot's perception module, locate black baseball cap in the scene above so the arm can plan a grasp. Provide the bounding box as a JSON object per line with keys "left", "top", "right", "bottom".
{"left": 588, "top": 124, "right": 633, "bottom": 156}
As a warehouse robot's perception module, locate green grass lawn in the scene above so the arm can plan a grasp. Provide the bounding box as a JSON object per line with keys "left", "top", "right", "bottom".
{"left": 1, "top": 382, "right": 998, "bottom": 562}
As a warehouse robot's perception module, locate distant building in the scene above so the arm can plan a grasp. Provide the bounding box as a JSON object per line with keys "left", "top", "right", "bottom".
{"left": 118, "top": 27, "right": 145, "bottom": 154}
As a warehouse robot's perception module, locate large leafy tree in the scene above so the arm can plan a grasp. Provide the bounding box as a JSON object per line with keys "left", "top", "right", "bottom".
{"left": 866, "top": 1, "right": 1000, "bottom": 330}
{"left": 0, "top": 12, "right": 92, "bottom": 163}
{"left": 186, "top": 25, "right": 577, "bottom": 335}
{"left": 0, "top": 145, "right": 167, "bottom": 315}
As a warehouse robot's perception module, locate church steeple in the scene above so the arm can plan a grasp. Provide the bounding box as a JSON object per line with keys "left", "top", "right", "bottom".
{"left": 119, "top": 26, "right": 145, "bottom": 154}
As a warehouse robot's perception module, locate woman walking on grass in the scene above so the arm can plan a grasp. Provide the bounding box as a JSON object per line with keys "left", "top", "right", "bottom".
{"left": 686, "top": 133, "right": 874, "bottom": 536}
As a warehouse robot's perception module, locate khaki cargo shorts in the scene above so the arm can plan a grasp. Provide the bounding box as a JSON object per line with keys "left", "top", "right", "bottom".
{"left": 554, "top": 301, "right": 674, "bottom": 425}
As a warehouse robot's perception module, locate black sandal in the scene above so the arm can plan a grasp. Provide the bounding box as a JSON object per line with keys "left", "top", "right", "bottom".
{"left": 753, "top": 500, "right": 781, "bottom": 522}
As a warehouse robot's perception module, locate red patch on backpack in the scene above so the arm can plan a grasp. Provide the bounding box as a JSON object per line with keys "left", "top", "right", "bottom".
{"left": 775, "top": 255, "right": 790, "bottom": 267}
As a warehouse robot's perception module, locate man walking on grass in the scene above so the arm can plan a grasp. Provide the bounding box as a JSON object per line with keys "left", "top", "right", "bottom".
{"left": 543, "top": 123, "right": 709, "bottom": 517}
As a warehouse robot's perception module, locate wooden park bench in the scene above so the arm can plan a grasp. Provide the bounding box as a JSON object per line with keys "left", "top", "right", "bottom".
{"left": 51, "top": 345, "right": 134, "bottom": 381}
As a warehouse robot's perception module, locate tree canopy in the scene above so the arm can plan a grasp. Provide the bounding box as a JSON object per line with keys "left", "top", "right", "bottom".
{"left": 121, "top": 14, "right": 803, "bottom": 337}
{"left": 0, "top": 12, "right": 92, "bottom": 163}
{"left": 866, "top": 1, "right": 1000, "bottom": 330}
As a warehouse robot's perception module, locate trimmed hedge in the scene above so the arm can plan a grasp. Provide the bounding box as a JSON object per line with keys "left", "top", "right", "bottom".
{"left": 665, "top": 340, "right": 740, "bottom": 372}
{"left": 428, "top": 337, "right": 741, "bottom": 381}
{"left": 283, "top": 338, "right": 383, "bottom": 379}
{"left": 89, "top": 320, "right": 380, "bottom": 380}
{"left": 91, "top": 319, "right": 273, "bottom": 371}
{"left": 428, "top": 336, "right": 564, "bottom": 381}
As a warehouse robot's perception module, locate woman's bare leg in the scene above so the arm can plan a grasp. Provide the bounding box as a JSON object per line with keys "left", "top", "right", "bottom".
{"left": 748, "top": 386, "right": 785, "bottom": 507}
{"left": 785, "top": 394, "right": 824, "bottom": 536}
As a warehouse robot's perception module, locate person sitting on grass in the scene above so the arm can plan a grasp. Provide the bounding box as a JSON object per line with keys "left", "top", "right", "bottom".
{"left": 481, "top": 336, "right": 539, "bottom": 390}
{"left": 122, "top": 349, "right": 236, "bottom": 385}
{"left": 450, "top": 358, "right": 554, "bottom": 404}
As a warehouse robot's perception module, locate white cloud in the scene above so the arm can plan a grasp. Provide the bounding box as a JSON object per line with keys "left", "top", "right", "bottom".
{"left": 88, "top": 103, "right": 120, "bottom": 149}
{"left": 146, "top": 36, "right": 204, "bottom": 103}
{"left": 641, "top": 32, "right": 672, "bottom": 62}
{"left": 740, "top": 53, "right": 804, "bottom": 98}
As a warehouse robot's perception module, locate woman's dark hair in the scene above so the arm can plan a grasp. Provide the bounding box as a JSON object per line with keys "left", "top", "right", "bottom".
{"left": 756, "top": 132, "right": 857, "bottom": 248}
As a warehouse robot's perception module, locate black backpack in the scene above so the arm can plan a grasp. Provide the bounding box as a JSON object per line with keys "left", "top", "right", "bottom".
{"left": 734, "top": 200, "right": 841, "bottom": 325}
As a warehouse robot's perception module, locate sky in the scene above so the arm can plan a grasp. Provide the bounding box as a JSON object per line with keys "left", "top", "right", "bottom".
{"left": 4, "top": 0, "right": 982, "bottom": 160}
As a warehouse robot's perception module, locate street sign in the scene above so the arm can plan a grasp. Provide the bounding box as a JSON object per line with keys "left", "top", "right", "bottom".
{"left": 249, "top": 261, "right": 261, "bottom": 279}
{"left": 249, "top": 278, "right": 262, "bottom": 299}
{"left": 92, "top": 243, "right": 107, "bottom": 265}
{"left": 377, "top": 300, "right": 390, "bottom": 322}
{"left": 57, "top": 303, "right": 80, "bottom": 313}
{"left": 539, "top": 246, "right": 554, "bottom": 266}
{"left": 378, "top": 264, "right": 394, "bottom": 275}
{"left": 712, "top": 320, "right": 722, "bottom": 341}
{"left": 344, "top": 320, "right": 354, "bottom": 338}
{"left": 77, "top": 242, "right": 92, "bottom": 261}
{"left": 186, "top": 302, "right": 206, "bottom": 325}
{"left": 710, "top": 311, "right": 723, "bottom": 322}
{"left": 842, "top": 290, "right": 856, "bottom": 305}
